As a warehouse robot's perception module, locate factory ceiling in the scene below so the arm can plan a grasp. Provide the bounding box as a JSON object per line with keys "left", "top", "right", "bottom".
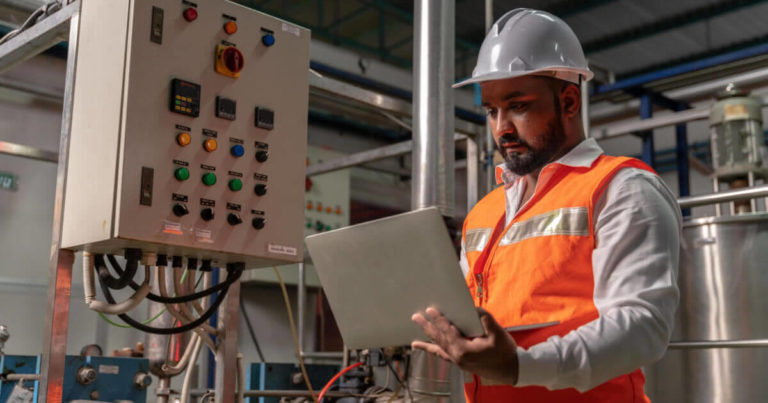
{"left": 234, "top": 0, "right": 768, "bottom": 92}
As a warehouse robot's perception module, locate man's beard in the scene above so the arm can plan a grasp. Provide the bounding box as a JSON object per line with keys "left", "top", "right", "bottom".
{"left": 498, "top": 109, "right": 566, "bottom": 176}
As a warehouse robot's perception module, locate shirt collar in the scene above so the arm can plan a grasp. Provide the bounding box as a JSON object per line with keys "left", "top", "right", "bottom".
{"left": 495, "top": 138, "right": 604, "bottom": 186}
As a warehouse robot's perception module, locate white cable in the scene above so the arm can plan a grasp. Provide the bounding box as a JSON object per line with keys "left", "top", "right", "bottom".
{"left": 157, "top": 265, "right": 217, "bottom": 351}
{"left": 87, "top": 266, "right": 151, "bottom": 314}
{"left": 82, "top": 252, "right": 95, "bottom": 304}
{"left": 162, "top": 332, "right": 201, "bottom": 376}
{"left": 237, "top": 352, "right": 245, "bottom": 403}
{"left": 180, "top": 333, "right": 204, "bottom": 403}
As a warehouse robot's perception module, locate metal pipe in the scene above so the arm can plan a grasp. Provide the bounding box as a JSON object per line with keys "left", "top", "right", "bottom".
{"left": 39, "top": 3, "right": 80, "bottom": 398}
{"left": 669, "top": 339, "right": 768, "bottom": 349}
{"left": 214, "top": 266, "right": 241, "bottom": 403}
{"left": 297, "top": 262, "right": 306, "bottom": 354}
{"left": 677, "top": 185, "right": 768, "bottom": 208}
{"left": 307, "top": 133, "right": 466, "bottom": 177}
{"left": 190, "top": 389, "right": 352, "bottom": 399}
{"left": 156, "top": 377, "right": 172, "bottom": 403}
{"left": 412, "top": 0, "right": 454, "bottom": 216}
{"left": 300, "top": 351, "right": 344, "bottom": 359}
{"left": 581, "top": 78, "right": 590, "bottom": 137}
{"left": 466, "top": 136, "right": 479, "bottom": 210}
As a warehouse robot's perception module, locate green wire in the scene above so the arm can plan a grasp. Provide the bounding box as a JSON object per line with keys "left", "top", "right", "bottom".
{"left": 96, "top": 267, "right": 193, "bottom": 329}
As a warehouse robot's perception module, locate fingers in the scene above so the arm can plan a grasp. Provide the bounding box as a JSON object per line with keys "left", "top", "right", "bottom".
{"left": 411, "top": 340, "right": 454, "bottom": 363}
{"left": 411, "top": 312, "right": 440, "bottom": 340}
{"left": 425, "top": 307, "right": 462, "bottom": 339}
{"left": 478, "top": 309, "right": 505, "bottom": 339}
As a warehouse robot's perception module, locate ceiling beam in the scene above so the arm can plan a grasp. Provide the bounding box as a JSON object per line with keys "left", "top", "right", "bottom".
{"left": 327, "top": 4, "right": 371, "bottom": 30}
{"left": 546, "top": 0, "right": 617, "bottom": 18}
{"left": 583, "top": 0, "right": 768, "bottom": 54}
{"left": 617, "top": 31, "right": 768, "bottom": 79}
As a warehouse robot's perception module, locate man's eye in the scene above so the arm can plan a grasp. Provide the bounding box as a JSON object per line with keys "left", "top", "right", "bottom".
{"left": 485, "top": 109, "right": 498, "bottom": 118}
{"left": 509, "top": 103, "right": 527, "bottom": 112}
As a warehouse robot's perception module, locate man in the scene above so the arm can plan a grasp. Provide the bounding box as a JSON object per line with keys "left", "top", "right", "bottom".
{"left": 411, "top": 8, "right": 681, "bottom": 402}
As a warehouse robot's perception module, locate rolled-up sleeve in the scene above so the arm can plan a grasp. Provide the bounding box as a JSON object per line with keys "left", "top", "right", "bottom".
{"left": 515, "top": 168, "right": 681, "bottom": 391}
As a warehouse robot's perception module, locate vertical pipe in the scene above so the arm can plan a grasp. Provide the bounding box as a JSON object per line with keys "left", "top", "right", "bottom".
{"left": 581, "top": 78, "right": 590, "bottom": 137}
{"left": 640, "top": 94, "right": 656, "bottom": 168}
{"left": 483, "top": 0, "right": 495, "bottom": 196}
{"left": 748, "top": 171, "right": 757, "bottom": 211}
{"left": 713, "top": 178, "right": 722, "bottom": 216}
{"left": 40, "top": 5, "right": 80, "bottom": 400}
{"left": 466, "top": 136, "right": 479, "bottom": 210}
{"left": 674, "top": 104, "right": 691, "bottom": 217}
{"left": 215, "top": 265, "right": 242, "bottom": 403}
{"left": 207, "top": 267, "right": 220, "bottom": 389}
{"left": 412, "top": 0, "right": 455, "bottom": 215}
{"left": 297, "top": 262, "right": 306, "bottom": 354}
{"left": 156, "top": 377, "right": 171, "bottom": 403}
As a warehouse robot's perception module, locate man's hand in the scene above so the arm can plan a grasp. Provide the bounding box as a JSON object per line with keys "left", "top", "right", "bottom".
{"left": 411, "top": 307, "right": 519, "bottom": 385}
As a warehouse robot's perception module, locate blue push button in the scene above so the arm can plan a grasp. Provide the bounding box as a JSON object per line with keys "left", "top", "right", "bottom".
{"left": 231, "top": 144, "right": 245, "bottom": 157}
{"left": 262, "top": 33, "right": 275, "bottom": 47}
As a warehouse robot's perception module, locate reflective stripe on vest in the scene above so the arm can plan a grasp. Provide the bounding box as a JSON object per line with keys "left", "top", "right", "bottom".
{"left": 461, "top": 155, "right": 656, "bottom": 403}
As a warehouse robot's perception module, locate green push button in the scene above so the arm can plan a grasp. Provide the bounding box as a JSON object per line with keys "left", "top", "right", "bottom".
{"left": 228, "top": 178, "right": 243, "bottom": 191}
{"left": 202, "top": 172, "right": 217, "bottom": 186}
{"left": 174, "top": 167, "right": 190, "bottom": 181}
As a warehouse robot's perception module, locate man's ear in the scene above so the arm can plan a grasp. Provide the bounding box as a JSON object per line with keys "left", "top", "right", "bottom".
{"left": 559, "top": 84, "right": 581, "bottom": 118}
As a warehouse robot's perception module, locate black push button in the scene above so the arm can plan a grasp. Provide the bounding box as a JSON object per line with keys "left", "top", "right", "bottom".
{"left": 254, "top": 184, "right": 267, "bottom": 196}
{"left": 200, "top": 208, "right": 215, "bottom": 221}
{"left": 227, "top": 213, "right": 243, "bottom": 225}
{"left": 252, "top": 217, "right": 265, "bottom": 230}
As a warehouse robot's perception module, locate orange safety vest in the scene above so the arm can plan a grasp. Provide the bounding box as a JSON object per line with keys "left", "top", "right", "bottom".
{"left": 462, "top": 154, "right": 655, "bottom": 403}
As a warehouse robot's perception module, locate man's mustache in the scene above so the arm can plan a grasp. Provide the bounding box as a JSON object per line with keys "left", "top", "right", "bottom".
{"left": 498, "top": 133, "right": 530, "bottom": 149}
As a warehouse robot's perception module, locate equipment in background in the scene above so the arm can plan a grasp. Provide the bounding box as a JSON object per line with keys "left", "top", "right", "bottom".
{"left": 645, "top": 84, "right": 768, "bottom": 403}
{"left": 0, "top": 325, "right": 8, "bottom": 356}
{"left": 709, "top": 83, "right": 768, "bottom": 214}
{"left": 0, "top": 355, "right": 38, "bottom": 403}
{"left": 245, "top": 362, "right": 339, "bottom": 403}
{"left": 60, "top": 0, "right": 311, "bottom": 268}
{"left": 0, "top": 354, "right": 151, "bottom": 403}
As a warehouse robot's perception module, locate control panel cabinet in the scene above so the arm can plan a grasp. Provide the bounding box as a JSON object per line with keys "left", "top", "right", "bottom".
{"left": 61, "top": 0, "right": 310, "bottom": 267}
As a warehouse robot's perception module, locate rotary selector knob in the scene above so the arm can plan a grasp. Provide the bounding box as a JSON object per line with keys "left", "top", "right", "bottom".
{"left": 200, "top": 208, "right": 215, "bottom": 221}
{"left": 254, "top": 184, "right": 267, "bottom": 196}
{"left": 222, "top": 47, "right": 244, "bottom": 73}
{"left": 173, "top": 203, "right": 189, "bottom": 217}
{"left": 255, "top": 150, "right": 269, "bottom": 162}
{"left": 252, "top": 217, "right": 265, "bottom": 230}
{"left": 227, "top": 213, "right": 243, "bottom": 226}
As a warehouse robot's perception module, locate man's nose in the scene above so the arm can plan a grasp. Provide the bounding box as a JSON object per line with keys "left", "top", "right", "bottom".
{"left": 493, "top": 112, "right": 513, "bottom": 135}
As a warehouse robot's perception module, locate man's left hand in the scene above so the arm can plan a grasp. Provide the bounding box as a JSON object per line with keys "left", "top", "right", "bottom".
{"left": 411, "top": 307, "right": 519, "bottom": 385}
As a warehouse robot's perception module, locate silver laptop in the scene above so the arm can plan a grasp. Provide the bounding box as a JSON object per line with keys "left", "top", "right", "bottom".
{"left": 305, "top": 207, "right": 485, "bottom": 349}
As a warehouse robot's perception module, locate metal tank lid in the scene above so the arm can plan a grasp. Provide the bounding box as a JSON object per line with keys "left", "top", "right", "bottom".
{"left": 683, "top": 212, "right": 768, "bottom": 228}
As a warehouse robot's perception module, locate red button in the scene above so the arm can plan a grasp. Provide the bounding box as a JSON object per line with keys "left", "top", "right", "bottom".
{"left": 183, "top": 7, "right": 197, "bottom": 22}
{"left": 222, "top": 47, "right": 244, "bottom": 73}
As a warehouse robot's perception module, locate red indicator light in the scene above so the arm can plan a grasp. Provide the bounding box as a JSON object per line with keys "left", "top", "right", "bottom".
{"left": 183, "top": 7, "right": 197, "bottom": 22}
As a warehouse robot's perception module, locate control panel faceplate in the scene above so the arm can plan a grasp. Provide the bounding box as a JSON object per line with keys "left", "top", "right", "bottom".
{"left": 62, "top": 0, "right": 310, "bottom": 267}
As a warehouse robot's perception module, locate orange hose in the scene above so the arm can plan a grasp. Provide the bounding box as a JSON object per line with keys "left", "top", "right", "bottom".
{"left": 318, "top": 361, "right": 364, "bottom": 402}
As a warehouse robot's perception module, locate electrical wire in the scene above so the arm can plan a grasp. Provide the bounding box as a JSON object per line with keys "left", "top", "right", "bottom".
{"left": 273, "top": 266, "right": 319, "bottom": 403}
{"left": 107, "top": 254, "right": 230, "bottom": 303}
{"left": 98, "top": 250, "right": 140, "bottom": 290}
{"left": 317, "top": 361, "right": 364, "bottom": 402}
{"left": 96, "top": 269, "right": 203, "bottom": 329}
{"left": 96, "top": 263, "right": 242, "bottom": 334}
{"left": 239, "top": 296, "right": 266, "bottom": 362}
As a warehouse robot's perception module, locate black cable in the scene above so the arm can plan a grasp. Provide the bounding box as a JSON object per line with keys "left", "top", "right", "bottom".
{"left": 382, "top": 355, "right": 404, "bottom": 387}
{"left": 105, "top": 254, "right": 229, "bottom": 303}
{"left": 97, "top": 250, "right": 140, "bottom": 290}
{"left": 239, "top": 296, "right": 266, "bottom": 362}
{"left": 95, "top": 260, "right": 243, "bottom": 334}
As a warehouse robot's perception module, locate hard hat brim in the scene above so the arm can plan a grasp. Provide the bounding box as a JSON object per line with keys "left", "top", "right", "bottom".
{"left": 452, "top": 67, "right": 594, "bottom": 88}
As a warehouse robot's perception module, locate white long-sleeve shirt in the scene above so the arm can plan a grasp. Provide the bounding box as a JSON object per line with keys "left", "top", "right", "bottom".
{"left": 459, "top": 138, "right": 681, "bottom": 392}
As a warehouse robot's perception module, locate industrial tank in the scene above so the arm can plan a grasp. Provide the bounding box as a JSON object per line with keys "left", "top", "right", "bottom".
{"left": 645, "top": 213, "right": 768, "bottom": 402}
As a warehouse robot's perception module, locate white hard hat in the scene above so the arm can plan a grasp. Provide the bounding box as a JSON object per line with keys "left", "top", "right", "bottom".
{"left": 454, "top": 8, "right": 593, "bottom": 88}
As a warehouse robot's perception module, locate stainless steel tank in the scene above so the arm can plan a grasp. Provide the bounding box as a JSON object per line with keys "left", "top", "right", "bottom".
{"left": 645, "top": 213, "right": 768, "bottom": 402}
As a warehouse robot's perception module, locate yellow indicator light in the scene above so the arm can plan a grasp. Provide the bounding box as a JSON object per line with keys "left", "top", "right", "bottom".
{"left": 223, "top": 21, "right": 238, "bottom": 35}
{"left": 203, "top": 138, "right": 218, "bottom": 152}
{"left": 176, "top": 132, "right": 191, "bottom": 147}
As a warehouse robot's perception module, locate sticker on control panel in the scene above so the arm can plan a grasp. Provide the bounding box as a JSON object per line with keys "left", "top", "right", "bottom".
{"left": 282, "top": 22, "right": 300, "bottom": 36}
{"left": 195, "top": 228, "right": 213, "bottom": 244}
{"left": 268, "top": 244, "right": 297, "bottom": 256}
{"left": 162, "top": 220, "right": 183, "bottom": 235}
{"left": 98, "top": 365, "right": 120, "bottom": 375}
